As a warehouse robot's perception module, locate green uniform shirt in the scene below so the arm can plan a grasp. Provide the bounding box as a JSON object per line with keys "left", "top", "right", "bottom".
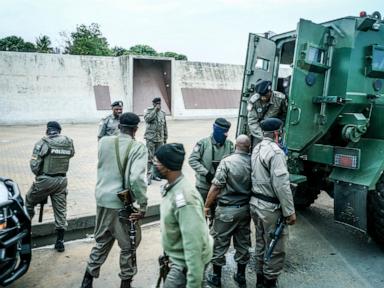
{"left": 98, "top": 114, "right": 120, "bottom": 140}
{"left": 188, "top": 136, "right": 234, "bottom": 190}
{"left": 250, "top": 137, "right": 295, "bottom": 217}
{"left": 212, "top": 151, "right": 252, "bottom": 206}
{"left": 95, "top": 134, "right": 148, "bottom": 211}
{"left": 144, "top": 107, "right": 168, "bottom": 142}
{"left": 160, "top": 175, "right": 213, "bottom": 288}
{"left": 247, "top": 91, "right": 287, "bottom": 138}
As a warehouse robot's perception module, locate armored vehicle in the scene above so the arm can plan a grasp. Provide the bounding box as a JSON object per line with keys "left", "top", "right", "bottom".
{"left": 0, "top": 177, "right": 31, "bottom": 286}
{"left": 237, "top": 11, "right": 384, "bottom": 244}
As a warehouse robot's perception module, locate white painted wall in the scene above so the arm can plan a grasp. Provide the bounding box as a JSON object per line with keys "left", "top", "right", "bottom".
{"left": 0, "top": 52, "right": 244, "bottom": 124}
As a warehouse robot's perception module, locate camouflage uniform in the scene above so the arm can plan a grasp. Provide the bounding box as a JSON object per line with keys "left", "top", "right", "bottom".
{"left": 160, "top": 175, "right": 213, "bottom": 288}
{"left": 247, "top": 91, "right": 287, "bottom": 144}
{"left": 98, "top": 114, "right": 120, "bottom": 140}
{"left": 210, "top": 151, "right": 252, "bottom": 267}
{"left": 26, "top": 133, "right": 75, "bottom": 230}
{"left": 86, "top": 134, "right": 148, "bottom": 281}
{"left": 250, "top": 137, "right": 295, "bottom": 281}
{"left": 144, "top": 107, "right": 167, "bottom": 178}
{"left": 188, "top": 136, "right": 234, "bottom": 201}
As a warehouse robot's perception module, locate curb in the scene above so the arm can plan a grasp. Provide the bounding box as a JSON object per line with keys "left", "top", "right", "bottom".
{"left": 31, "top": 204, "right": 160, "bottom": 248}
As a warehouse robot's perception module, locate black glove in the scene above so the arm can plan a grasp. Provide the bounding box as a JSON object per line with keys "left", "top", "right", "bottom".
{"left": 205, "top": 172, "right": 214, "bottom": 184}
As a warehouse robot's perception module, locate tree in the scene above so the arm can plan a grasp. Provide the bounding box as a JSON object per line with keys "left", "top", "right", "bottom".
{"left": 0, "top": 36, "right": 36, "bottom": 52}
{"left": 63, "top": 23, "right": 111, "bottom": 56}
{"left": 159, "top": 51, "right": 188, "bottom": 60}
{"left": 128, "top": 44, "right": 157, "bottom": 56}
{"left": 35, "top": 35, "right": 53, "bottom": 53}
{"left": 111, "top": 46, "right": 128, "bottom": 56}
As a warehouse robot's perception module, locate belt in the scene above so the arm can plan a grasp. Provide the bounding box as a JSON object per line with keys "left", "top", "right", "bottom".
{"left": 218, "top": 202, "right": 248, "bottom": 208}
{"left": 253, "top": 193, "right": 280, "bottom": 204}
{"left": 43, "top": 173, "right": 66, "bottom": 177}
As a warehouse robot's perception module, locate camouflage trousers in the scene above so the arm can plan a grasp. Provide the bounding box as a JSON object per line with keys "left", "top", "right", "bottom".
{"left": 163, "top": 264, "right": 187, "bottom": 288}
{"left": 250, "top": 204, "right": 288, "bottom": 280}
{"left": 211, "top": 205, "right": 251, "bottom": 266}
{"left": 146, "top": 140, "right": 164, "bottom": 177}
{"left": 86, "top": 206, "right": 142, "bottom": 280}
{"left": 25, "top": 175, "right": 68, "bottom": 230}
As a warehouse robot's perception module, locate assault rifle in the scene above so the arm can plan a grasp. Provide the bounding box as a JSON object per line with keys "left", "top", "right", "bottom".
{"left": 117, "top": 190, "right": 137, "bottom": 268}
{"left": 264, "top": 215, "right": 286, "bottom": 262}
{"left": 156, "top": 253, "right": 170, "bottom": 288}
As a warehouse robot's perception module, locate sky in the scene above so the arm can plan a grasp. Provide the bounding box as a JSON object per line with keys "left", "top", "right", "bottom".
{"left": 0, "top": 0, "right": 382, "bottom": 64}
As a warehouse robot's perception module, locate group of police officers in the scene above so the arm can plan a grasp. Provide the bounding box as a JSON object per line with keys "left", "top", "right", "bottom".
{"left": 25, "top": 80, "right": 295, "bottom": 288}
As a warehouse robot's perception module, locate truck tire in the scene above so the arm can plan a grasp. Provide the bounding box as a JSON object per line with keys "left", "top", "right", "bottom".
{"left": 368, "top": 178, "right": 384, "bottom": 245}
{"left": 292, "top": 183, "right": 320, "bottom": 210}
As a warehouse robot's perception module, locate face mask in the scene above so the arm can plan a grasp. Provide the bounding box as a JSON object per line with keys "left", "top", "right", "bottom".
{"left": 213, "top": 124, "right": 228, "bottom": 145}
{"left": 152, "top": 165, "right": 166, "bottom": 179}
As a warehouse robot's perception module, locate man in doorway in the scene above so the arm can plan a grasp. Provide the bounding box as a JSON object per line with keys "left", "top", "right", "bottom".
{"left": 247, "top": 80, "right": 287, "bottom": 147}
{"left": 144, "top": 97, "right": 168, "bottom": 185}
{"left": 98, "top": 100, "right": 123, "bottom": 140}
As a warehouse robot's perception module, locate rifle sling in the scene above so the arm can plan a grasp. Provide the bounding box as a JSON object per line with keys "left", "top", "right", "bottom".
{"left": 115, "top": 137, "right": 134, "bottom": 189}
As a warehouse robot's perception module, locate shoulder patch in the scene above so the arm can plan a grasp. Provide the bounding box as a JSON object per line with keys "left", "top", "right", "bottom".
{"left": 249, "top": 93, "right": 260, "bottom": 104}
{"left": 273, "top": 91, "right": 286, "bottom": 100}
{"left": 175, "top": 192, "right": 186, "bottom": 208}
{"left": 193, "top": 144, "right": 201, "bottom": 152}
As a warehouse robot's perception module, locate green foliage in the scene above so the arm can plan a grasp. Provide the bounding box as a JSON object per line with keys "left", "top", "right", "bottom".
{"left": 128, "top": 44, "right": 157, "bottom": 56}
{"left": 158, "top": 51, "right": 188, "bottom": 60}
{"left": 64, "top": 23, "right": 111, "bottom": 56}
{"left": 0, "top": 36, "right": 37, "bottom": 52}
{"left": 35, "top": 35, "right": 53, "bottom": 53}
{"left": 111, "top": 46, "right": 128, "bottom": 56}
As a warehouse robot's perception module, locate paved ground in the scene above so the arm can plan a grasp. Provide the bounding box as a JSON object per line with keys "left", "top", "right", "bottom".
{"left": 8, "top": 193, "right": 384, "bottom": 288}
{"left": 0, "top": 119, "right": 236, "bottom": 224}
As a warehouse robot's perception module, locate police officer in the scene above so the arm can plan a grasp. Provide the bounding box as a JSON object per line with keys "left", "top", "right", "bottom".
{"left": 188, "top": 118, "right": 234, "bottom": 202}
{"left": 81, "top": 112, "right": 148, "bottom": 288}
{"left": 144, "top": 97, "right": 168, "bottom": 184}
{"left": 250, "top": 118, "right": 296, "bottom": 288}
{"left": 247, "top": 80, "right": 287, "bottom": 146}
{"left": 26, "top": 121, "right": 75, "bottom": 252}
{"left": 97, "top": 100, "right": 123, "bottom": 140}
{"left": 154, "top": 143, "right": 213, "bottom": 287}
{"left": 205, "top": 134, "right": 252, "bottom": 288}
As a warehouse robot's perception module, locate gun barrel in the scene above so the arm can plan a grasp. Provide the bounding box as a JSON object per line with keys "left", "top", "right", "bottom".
{"left": 38, "top": 203, "right": 44, "bottom": 223}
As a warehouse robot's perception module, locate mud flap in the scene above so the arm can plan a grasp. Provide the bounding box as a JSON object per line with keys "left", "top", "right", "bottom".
{"left": 334, "top": 181, "right": 367, "bottom": 232}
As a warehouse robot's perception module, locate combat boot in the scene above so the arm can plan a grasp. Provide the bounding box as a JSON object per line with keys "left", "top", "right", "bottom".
{"left": 264, "top": 278, "right": 277, "bottom": 288}
{"left": 120, "top": 278, "right": 132, "bottom": 288}
{"left": 233, "top": 263, "right": 246, "bottom": 287}
{"left": 256, "top": 273, "right": 266, "bottom": 288}
{"left": 80, "top": 270, "right": 93, "bottom": 288}
{"left": 207, "top": 264, "right": 221, "bottom": 287}
{"left": 54, "top": 228, "right": 65, "bottom": 252}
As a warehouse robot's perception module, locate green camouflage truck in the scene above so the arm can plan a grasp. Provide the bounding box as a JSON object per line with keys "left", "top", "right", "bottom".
{"left": 237, "top": 11, "right": 384, "bottom": 245}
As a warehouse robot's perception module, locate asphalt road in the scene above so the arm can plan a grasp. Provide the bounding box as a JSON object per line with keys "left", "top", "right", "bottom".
{"left": 8, "top": 192, "right": 384, "bottom": 288}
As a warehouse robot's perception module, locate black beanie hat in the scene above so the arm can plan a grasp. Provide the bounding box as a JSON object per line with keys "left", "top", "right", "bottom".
{"left": 47, "top": 121, "right": 61, "bottom": 131}
{"left": 120, "top": 112, "right": 140, "bottom": 127}
{"left": 155, "top": 143, "right": 185, "bottom": 171}
{"left": 214, "top": 118, "right": 231, "bottom": 129}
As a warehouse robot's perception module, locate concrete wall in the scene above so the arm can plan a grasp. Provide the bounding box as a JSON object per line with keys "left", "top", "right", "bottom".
{"left": 0, "top": 52, "right": 243, "bottom": 124}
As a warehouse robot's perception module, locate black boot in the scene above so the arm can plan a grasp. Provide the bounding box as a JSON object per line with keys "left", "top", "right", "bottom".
{"left": 256, "top": 273, "right": 266, "bottom": 288}
{"left": 54, "top": 228, "right": 65, "bottom": 252}
{"left": 120, "top": 278, "right": 132, "bottom": 288}
{"left": 264, "top": 278, "right": 277, "bottom": 288}
{"left": 233, "top": 263, "right": 246, "bottom": 287}
{"left": 80, "top": 270, "right": 93, "bottom": 288}
{"left": 207, "top": 264, "right": 221, "bottom": 287}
